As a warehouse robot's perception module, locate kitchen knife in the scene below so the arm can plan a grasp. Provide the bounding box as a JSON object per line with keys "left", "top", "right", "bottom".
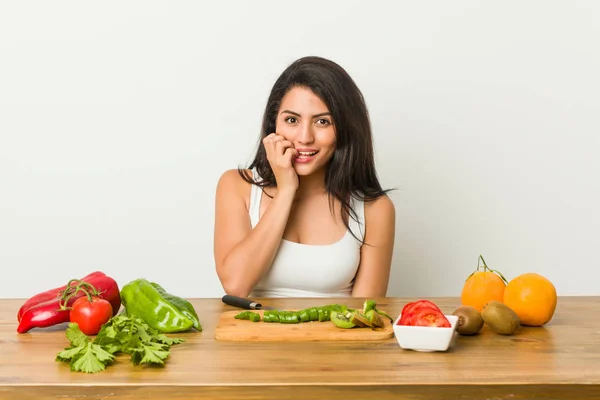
{"left": 221, "top": 295, "right": 276, "bottom": 310}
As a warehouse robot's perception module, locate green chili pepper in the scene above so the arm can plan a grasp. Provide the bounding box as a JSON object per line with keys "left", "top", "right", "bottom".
{"left": 323, "top": 304, "right": 346, "bottom": 314}
{"left": 279, "top": 311, "right": 289, "bottom": 324}
{"left": 318, "top": 308, "right": 327, "bottom": 322}
{"left": 231, "top": 303, "right": 377, "bottom": 325}
{"left": 363, "top": 300, "right": 376, "bottom": 314}
{"left": 120, "top": 278, "right": 194, "bottom": 333}
{"left": 264, "top": 311, "right": 278, "bottom": 323}
{"left": 364, "top": 300, "right": 393, "bottom": 322}
{"left": 376, "top": 309, "right": 392, "bottom": 322}
{"left": 277, "top": 311, "right": 298, "bottom": 324}
{"left": 234, "top": 311, "right": 261, "bottom": 322}
{"left": 234, "top": 311, "right": 249, "bottom": 319}
{"left": 287, "top": 312, "right": 300, "bottom": 324}
{"left": 297, "top": 309, "right": 306, "bottom": 322}
{"left": 150, "top": 282, "right": 202, "bottom": 331}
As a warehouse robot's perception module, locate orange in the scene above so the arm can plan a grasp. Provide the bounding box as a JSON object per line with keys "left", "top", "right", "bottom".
{"left": 503, "top": 273, "right": 557, "bottom": 326}
{"left": 460, "top": 255, "right": 507, "bottom": 312}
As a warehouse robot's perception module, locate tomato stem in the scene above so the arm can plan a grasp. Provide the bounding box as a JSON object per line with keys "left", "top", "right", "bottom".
{"left": 58, "top": 279, "right": 101, "bottom": 310}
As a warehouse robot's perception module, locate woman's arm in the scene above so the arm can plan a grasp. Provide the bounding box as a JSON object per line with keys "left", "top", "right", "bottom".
{"left": 214, "top": 169, "right": 295, "bottom": 297}
{"left": 351, "top": 195, "right": 396, "bottom": 297}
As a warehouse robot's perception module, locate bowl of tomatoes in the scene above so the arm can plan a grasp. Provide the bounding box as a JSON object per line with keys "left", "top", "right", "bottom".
{"left": 393, "top": 299, "right": 458, "bottom": 352}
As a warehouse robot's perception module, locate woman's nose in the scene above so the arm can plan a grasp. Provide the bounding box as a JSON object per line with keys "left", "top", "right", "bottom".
{"left": 296, "top": 122, "right": 314, "bottom": 144}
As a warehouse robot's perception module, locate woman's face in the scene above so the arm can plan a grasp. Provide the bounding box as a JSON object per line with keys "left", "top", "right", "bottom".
{"left": 275, "top": 86, "right": 336, "bottom": 176}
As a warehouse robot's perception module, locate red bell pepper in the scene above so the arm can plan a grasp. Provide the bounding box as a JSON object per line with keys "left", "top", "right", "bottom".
{"left": 17, "top": 271, "right": 106, "bottom": 321}
{"left": 17, "top": 271, "right": 121, "bottom": 333}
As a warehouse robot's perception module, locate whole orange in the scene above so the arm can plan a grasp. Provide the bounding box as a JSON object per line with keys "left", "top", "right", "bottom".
{"left": 503, "top": 273, "right": 557, "bottom": 326}
{"left": 460, "top": 255, "right": 507, "bottom": 312}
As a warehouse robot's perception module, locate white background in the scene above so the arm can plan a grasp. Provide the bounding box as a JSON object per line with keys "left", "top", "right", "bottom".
{"left": 1, "top": 1, "right": 598, "bottom": 299}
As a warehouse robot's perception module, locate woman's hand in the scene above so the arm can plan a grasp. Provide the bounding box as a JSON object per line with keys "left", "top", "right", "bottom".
{"left": 263, "top": 133, "right": 299, "bottom": 194}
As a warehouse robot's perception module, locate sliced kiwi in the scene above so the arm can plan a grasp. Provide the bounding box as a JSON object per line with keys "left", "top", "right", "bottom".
{"left": 452, "top": 305, "right": 484, "bottom": 335}
{"left": 481, "top": 300, "right": 520, "bottom": 335}
{"left": 365, "top": 309, "right": 384, "bottom": 328}
{"left": 330, "top": 310, "right": 357, "bottom": 329}
{"left": 350, "top": 311, "right": 372, "bottom": 328}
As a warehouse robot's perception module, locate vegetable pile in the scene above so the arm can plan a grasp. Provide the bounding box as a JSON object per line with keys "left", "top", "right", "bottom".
{"left": 234, "top": 300, "right": 393, "bottom": 329}
{"left": 16, "top": 272, "right": 201, "bottom": 373}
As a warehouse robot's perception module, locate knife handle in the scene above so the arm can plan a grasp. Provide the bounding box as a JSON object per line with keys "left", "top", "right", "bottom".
{"left": 222, "top": 295, "right": 263, "bottom": 310}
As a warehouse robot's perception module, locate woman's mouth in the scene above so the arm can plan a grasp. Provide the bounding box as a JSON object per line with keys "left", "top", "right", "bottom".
{"left": 294, "top": 150, "right": 319, "bottom": 164}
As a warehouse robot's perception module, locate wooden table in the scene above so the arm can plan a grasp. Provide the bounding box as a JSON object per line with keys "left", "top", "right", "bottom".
{"left": 1, "top": 296, "right": 599, "bottom": 399}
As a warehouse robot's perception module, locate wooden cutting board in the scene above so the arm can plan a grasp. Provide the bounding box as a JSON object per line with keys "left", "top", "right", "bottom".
{"left": 214, "top": 310, "right": 395, "bottom": 342}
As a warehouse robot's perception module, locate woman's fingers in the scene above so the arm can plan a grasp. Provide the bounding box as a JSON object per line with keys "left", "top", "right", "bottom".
{"left": 260, "top": 133, "right": 300, "bottom": 192}
{"left": 263, "top": 133, "right": 296, "bottom": 169}
{"left": 275, "top": 140, "right": 294, "bottom": 155}
{"left": 263, "top": 132, "right": 284, "bottom": 145}
{"left": 283, "top": 147, "right": 298, "bottom": 163}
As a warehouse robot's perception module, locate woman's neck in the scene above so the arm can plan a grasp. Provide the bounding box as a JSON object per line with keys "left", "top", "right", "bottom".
{"left": 295, "top": 170, "right": 327, "bottom": 200}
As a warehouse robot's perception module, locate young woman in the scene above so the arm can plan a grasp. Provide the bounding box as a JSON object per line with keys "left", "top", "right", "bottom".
{"left": 214, "top": 56, "right": 395, "bottom": 298}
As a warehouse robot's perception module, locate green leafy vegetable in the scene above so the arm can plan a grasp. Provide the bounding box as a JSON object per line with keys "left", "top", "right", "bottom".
{"left": 56, "top": 314, "right": 184, "bottom": 373}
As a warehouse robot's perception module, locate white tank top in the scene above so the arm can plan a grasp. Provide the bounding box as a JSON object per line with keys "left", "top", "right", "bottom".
{"left": 248, "top": 169, "right": 365, "bottom": 298}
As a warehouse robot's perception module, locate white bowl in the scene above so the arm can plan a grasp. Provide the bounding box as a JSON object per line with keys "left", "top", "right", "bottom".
{"left": 393, "top": 314, "right": 459, "bottom": 352}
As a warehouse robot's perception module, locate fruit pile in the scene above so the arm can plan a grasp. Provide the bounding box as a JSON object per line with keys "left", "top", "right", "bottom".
{"left": 455, "top": 254, "right": 557, "bottom": 336}
{"left": 395, "top": 255, "right": 558, "bottom": 337}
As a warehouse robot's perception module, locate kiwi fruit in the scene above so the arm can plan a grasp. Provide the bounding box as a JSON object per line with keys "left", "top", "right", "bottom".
{"left": 365, "top": 309, "right": 384, "bottom": 328}
{"left": 481, "top": 300, "right": 520, "bottom": 335}
{"left": 330, "top": 310, "right": 357, "bottom": 329}
{"left": 350, "top": 311, "right": 371, "bottom": 328}
{"left": 452, "top": 305, "right": 484, "bottom": 335}
{"left": 349, "top": 310, "right": 385, "bottom": 328}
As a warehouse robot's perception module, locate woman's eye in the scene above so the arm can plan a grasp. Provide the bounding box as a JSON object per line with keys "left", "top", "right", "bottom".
{"left": 316, "top": 118, "right": 331, "bottom": 126}
{"left": 285, "top": 117, "right": 297, "bottom": 124}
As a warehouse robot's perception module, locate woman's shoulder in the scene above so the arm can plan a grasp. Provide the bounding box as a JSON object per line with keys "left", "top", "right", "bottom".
{"left": 363, "top": 194, "right": 396, "bottom": 223}
{"left": 216, "top": 168, "right": 254, "bottom": 197}
{"left": 218, "top": 168, "right": 252, "bottom": 182}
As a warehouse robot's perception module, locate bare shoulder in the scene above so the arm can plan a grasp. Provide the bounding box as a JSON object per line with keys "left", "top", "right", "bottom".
{"left": 216, "top": 169, "right": 254, "bottom": 204}
{"left": 364, "top": 194, "right": 396, "bottom": 221}
{"left": 217, "top": 169, "right": 251, "bottom": 190}
{"left": 362, "top": 194, "right": 395, "bottom": 248}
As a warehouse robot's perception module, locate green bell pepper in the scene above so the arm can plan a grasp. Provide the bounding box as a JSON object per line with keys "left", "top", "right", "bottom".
{"left": 120, "top": 278, "right": 195, "bottom": 333}
{"left": 150, "top": 282, "right": 202, "bottom": 331}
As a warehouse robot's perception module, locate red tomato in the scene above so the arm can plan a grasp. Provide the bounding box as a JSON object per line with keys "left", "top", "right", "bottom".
{"left": 69, "top": 296, "right": 113, "bottom": 335}
{"left": 399, "top": 300, "right": 443, "bottom": 325}
{"left": 411, "top": 307, "right": 451, "bottom": 327}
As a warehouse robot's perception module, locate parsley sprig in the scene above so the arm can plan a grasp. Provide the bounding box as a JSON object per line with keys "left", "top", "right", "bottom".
{"left": 56, "top": 315, "right": 184, "bottom": 373}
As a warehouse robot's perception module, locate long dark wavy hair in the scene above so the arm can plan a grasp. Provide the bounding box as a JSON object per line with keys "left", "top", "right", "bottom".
{"left": 239, "top": 56, "right": 392, "bottom": 244}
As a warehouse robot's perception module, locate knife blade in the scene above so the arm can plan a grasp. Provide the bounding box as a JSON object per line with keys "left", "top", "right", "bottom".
{"left": 221, "top": 295, "right": 276, "bottom": 310}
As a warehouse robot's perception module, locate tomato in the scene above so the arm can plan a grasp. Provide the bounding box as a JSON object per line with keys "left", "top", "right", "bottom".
{"left": 69, "top": 296, "right": 113, "bottom": 335}
{"left": 399, "top": 300, "right": 443, "bottom": 325}
{"left": 411, "top": 307, "right": 451, "bottom": 327}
